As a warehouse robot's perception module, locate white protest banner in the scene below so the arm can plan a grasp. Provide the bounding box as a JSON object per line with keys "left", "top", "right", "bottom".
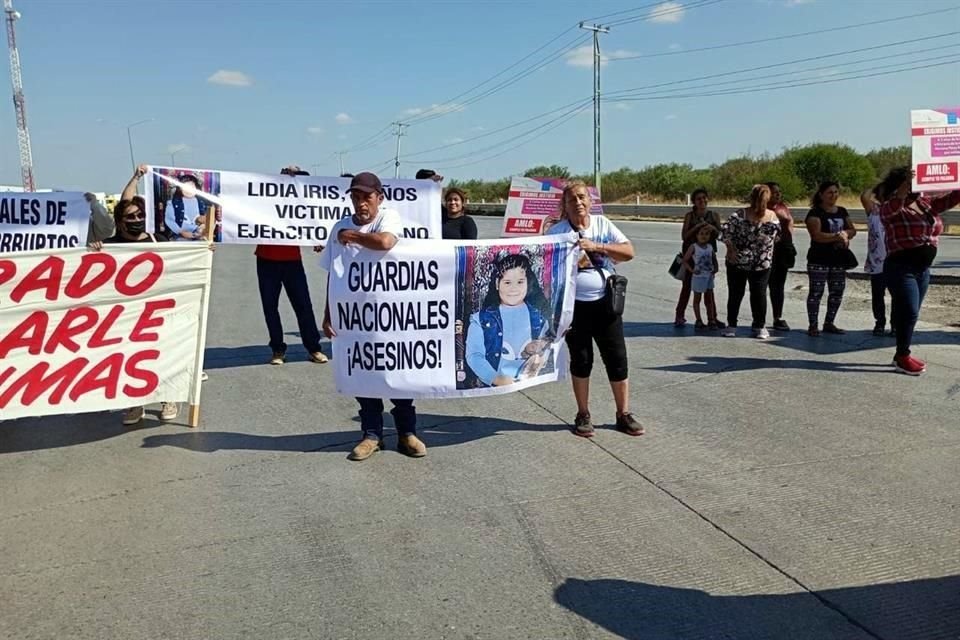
{"left": 327, "top": 234, "right": 578, "bottom": 398}
{"left": 502, "top": 176, "right": 603, "bottom": 237}
{"left": 911, "top": 107, "right": 960, "bottom": 191}
{"left": 143, "top": 166, "right": 440, "bottom": 245}
{"left": 0, "top": 192, "right": 88, "bottom": 253}
{"left": 0, "top": 244, "right": 212, "bottom": 421}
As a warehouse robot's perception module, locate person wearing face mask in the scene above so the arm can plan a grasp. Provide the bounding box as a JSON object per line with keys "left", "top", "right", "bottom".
{"left": 164, "top": 173, "right": 208, "bottom": 241}
{"left": 87, "top": 165, "right": 179, "bottom": 425}
{"left": 320, "top": 172, "right": 426, "bottom": 462}
{"left": 441, "top": 187, "right": 478, "bottom": 240}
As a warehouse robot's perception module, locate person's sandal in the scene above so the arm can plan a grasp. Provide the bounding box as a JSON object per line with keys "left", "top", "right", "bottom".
{"left": 823, "top": 323, "right": 846, "bottom": 335}
{"left": 807, "top": 325, "right": 820, "bottom": 337}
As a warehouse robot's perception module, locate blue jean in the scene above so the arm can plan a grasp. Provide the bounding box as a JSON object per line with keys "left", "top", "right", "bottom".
{"left": 256, "top": 258, "right": 323, "bottom": 354}
{"left": 356, "top": 398, "right": 416, "bottom": 441}
{"left": 884, "top": 260, "right": 930, "bottom": 357}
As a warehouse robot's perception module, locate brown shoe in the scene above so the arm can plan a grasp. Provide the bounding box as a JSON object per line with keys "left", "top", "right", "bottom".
{"left": 348, "top": 438, "right": 382, "bottom": 461}
{"left": 397, "top": 434, "right": 427, "bottom": 458}
{"left": 269, "top": 350, "right": 285, "bottom": 365}
{"left": 573, "top": 412, "right": 594, "bottom": 438}
{"left": 309, "top": 351, "right": 329, "bottom": 364}
{"left": 616, "top": 412, "right": 645, "bottom": 437}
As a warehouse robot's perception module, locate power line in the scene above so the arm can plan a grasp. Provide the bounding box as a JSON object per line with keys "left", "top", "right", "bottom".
{"left": 606, "top": 0, "right": 726, "bottom": 27}
{"left": 608, "top": 60, "right": 959, "bottom": 102}
{"left": 411, "top": 102, "right": 592, "bottom": 165}
{"left": 403, "top": 97, "right": 592, "bottom": 158}
{"left": 608, "top": 46, "right": 960, "bottom": 100}
{"left": 583, "top": 0, "right": 694, "bottom": 24}
{"left": 400, "top": 24, "right": 579, "bottom": 127}
{"left": 605, "top": 31, "right": 960, "bottom": 99}
{"left": 340, "top": 123, "right": 394, "bottom": 154}
{"left": 431, "top": 105, "right": 590, "bottom": 171}
{"left": 405, "top": 31, "right": 591, "bottom": 127}
{"left": 609, "top": 5, "right": 960, "bottom": 61}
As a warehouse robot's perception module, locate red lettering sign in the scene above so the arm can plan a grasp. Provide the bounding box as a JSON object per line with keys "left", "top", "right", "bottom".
{"left": 505, "top": 217, "right": 543, "bottom": 235}
{"left": 917, "top": 162, "right": 959, "bottom": 185}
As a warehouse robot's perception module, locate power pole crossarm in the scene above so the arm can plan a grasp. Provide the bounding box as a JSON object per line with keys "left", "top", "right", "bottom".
{"left": 5, "top": 0, "right": 35, "bottom": 191}
{"left": 579, "top": 22, "right": 609, "bottom": 197}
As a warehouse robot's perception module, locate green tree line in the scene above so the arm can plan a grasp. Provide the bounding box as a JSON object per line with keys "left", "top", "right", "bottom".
{"left": 448, "top": 143, "right": 910, "bottom": 204}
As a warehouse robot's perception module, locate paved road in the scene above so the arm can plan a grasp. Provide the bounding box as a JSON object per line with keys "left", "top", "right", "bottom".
{"left": 2, "top": 222, "right": 958, "bottom": 640}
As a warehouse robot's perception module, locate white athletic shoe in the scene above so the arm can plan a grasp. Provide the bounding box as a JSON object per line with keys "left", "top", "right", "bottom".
{"left": 122, "top": 406, "right": 145, "bottom": 426}
{"left": 754, "top": 328, "right": 770, "bottom": 340}
{"left": 159, "top": 402, "right": 179, "bottom": 422}
{"left": 722, "top": 327, "right": 736, "bottom": 338}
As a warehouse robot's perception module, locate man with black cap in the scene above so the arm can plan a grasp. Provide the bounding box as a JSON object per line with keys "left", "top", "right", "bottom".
{"left": 320, "top": 171, "right": 426, "bottom": 461}
{"left": 255, "top": 165, "right": 328, "bottom": 366}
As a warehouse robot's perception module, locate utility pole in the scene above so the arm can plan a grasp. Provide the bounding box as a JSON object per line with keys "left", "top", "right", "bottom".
{"left": 391, "top": 122, "right": 407, "bottom": 179}
{"left": 5, "top": 0, "right": 35, "bottom": 191}
{"left": 334, "top": 150, "right": 347, "bottom": 175}
{"left": 579, "top": 22, "right": 609, "bottom": 196}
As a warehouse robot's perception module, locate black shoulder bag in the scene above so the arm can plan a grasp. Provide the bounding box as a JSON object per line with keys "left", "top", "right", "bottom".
{"left": 579, "top": 231, "right": 628, "bottom": 316}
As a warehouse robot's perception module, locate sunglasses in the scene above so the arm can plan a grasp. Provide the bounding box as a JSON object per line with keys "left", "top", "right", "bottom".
{"left": 122, "top": 212, "right": 145, "bottom": 221}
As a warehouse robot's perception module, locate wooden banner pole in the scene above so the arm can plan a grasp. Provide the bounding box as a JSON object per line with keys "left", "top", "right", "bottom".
{"left": 188, "top": 203, "right": 217, "bottom": 428}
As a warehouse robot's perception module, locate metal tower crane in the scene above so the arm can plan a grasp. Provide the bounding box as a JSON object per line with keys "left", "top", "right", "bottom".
{"left": 5, "top": 0, "right": 35, "bottom": 191}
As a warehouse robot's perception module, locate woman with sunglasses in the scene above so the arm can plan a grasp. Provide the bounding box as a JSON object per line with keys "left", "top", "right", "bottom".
{"left": 88, "top": 165, "right": 179, "bottom": 425}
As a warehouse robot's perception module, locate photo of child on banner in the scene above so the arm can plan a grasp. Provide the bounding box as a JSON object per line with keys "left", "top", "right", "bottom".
{"left": 456, "top": 241, "right": 572, "bottom": 390}
{"left": 150, "top": 168, "right": 222, "bottom": 242}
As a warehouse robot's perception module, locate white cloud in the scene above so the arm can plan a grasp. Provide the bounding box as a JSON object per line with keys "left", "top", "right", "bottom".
{"left": 649, "top": 2, "right": 685, "bottom": 23}
{"left": 335, "top": 113, "right": 354, "bottom": 125}
{"left": 307, "top": 126, "right": 325, "bottom": 135}
{"left": 565, "top": 45, "right": 638, "bottom": 68}
{"left": 665, "top": 114, "right": 678, "bottom": 120}
{"left": 167, "top": 143, "right": 190, "bottom": 154}
{"left": 443, "top": 137, "right": 465, "bottom": 145}
{"left": 669, "top": 43, "right": 682, "bottom": 51}
{"left": 402, "top": 103, "right": 466, "bottom": 118}
{"left": 785, "top": 0, "right": 815, "bottom": 5}
{"left": 207, "top": 70, "right": 253, "bottom": 87}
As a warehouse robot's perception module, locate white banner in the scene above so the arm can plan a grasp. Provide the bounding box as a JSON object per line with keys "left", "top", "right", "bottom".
{"left": 911, "top": 107, "right": 960, "bottom": 191}
{"left": 0, "top": 192, "right": 88, "bottom": 253}
{"left": 502, "top": 176, "right": 603, "bottom": 237}
{"left": 0, "top": 244, "right": 212, "bottom": 420}
{"left": 143, "top": 166, "right": 440, "bottom": 245}
{"left": 326, "top": 234, "right": 578, "bottom": 398}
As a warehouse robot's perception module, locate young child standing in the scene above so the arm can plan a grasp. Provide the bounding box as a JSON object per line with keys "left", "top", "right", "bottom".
{"left": 682, "top": 225, "right": 720, "bottom": 330}
{"left": 862, "top": 188, "right": 893, "bottom": 337}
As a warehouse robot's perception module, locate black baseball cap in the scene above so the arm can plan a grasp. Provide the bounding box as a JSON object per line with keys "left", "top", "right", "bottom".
{"left": 347, "top": 172, "right": 383, "bottom": 194}
{"left": 281, "top": 166, "right": 310, "bottom": 176}
{"left": 415, "top": 169, "right": 437, "bottom": 180}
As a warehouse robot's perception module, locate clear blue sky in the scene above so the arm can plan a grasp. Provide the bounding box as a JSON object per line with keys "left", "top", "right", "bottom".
{"left": 1, "top": 0, "right": 958, "bottom": 192}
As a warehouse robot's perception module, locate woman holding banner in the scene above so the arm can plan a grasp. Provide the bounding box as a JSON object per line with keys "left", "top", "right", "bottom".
{"left": 547, "top": 181, "right": 643, "bottom": 439}
{"left": 89, "top": 170, "right": 179, "bottom": 424}
{"left": 875, "top": 167, "right": 960, "bottom": 375}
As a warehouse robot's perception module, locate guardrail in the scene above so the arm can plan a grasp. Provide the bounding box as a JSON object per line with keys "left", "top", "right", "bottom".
{"left": 467, "top": 203, "right": 960, "bottom": 230}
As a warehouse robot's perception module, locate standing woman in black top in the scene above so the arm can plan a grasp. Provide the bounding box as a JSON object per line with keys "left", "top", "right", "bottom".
{"left": 441, "top": 187, "right": 478, "bottom": 240}
{"left": 805, "top": 180, "right": 857, "bottom": 336}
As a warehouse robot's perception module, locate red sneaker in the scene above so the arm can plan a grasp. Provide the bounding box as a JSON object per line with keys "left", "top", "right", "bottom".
{"left": 893, "top": 354, "right": 926, "bottom": 376}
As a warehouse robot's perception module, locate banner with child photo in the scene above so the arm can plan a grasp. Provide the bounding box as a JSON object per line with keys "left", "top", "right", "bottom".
{"left": 326, "top": 234, "right": 578, "bottom": 398}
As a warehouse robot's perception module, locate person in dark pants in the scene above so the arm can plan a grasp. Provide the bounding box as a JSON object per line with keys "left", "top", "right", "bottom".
{"left": 321, "top": 172, "right": 426, "bottom": 461}
{"left": 720, "top": 185, "right": 781, "bottom": 339}
{"left": 256, "top": 165, "right": 328, "bottom": 366}
{"left": 876, "top": 166, "right": 960, "bottom": 376}
{"left": 546, "top": 181, "right": 643, "bottom": 439}
{"left": 766, "top": 182, "right": 796, "bottom": 331}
